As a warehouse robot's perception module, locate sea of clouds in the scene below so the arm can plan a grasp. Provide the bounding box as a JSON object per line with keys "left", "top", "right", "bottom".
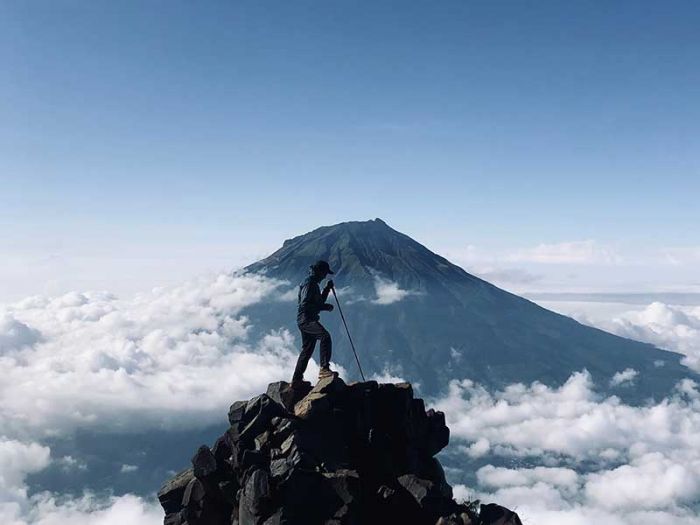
{"left": 1, "top": 272, "right": 700, "bottom": 524}
{"left": 585, "top": 302, "right": 700, "bottom": 373}
{"left": 0, "top": 272, "right": 309, "bottom": 524}
{"left": 436, "top": 371, "right": 700, "bottom": 524}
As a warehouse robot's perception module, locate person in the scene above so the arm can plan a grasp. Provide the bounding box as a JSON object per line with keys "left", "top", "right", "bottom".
{"left": 292, "top": 260, "right": 337, "bottom": 384}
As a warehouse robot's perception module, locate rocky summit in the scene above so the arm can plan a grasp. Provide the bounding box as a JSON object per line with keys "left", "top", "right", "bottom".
{"left": 158, "top": 377, "right": 522, "bottom": 525}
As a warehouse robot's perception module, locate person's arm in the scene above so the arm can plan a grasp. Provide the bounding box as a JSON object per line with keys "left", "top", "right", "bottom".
{"left": 320, "top": 280, "right": 334, "bottom": 311}
{"left": 320, "top": 279, "right": 334, "bottom": 302}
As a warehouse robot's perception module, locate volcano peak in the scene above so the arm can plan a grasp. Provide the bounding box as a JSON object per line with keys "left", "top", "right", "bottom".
{"left": 242, "top": 220, "right": 693, "bottom": 399}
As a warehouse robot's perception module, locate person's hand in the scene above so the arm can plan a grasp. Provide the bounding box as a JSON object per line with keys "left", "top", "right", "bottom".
{"left": 325, "top": 279, "right": 335, "bottom": 291}
{"left": 323, "top": 303, "right": 334, "bottom": 311}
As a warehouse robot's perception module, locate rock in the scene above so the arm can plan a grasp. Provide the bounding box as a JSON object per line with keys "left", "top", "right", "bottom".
{"left": 276, "top": 468, "right": 339, "bottom": 522}
{"left": 459, "top": 511, "right": 475, "bottom": 525}
{"left": 158, "top": 379, "right": 521, "bottom": 525}
{"left": 212, "top": 434, "right": 232, "bottom": 463}
{"left": 261, "top": 510, "right": 282, "bottom": 525}
{"left": 239, "top": 469, "right": 271, "bottom": 524}
{"left": 240, "top": 395, "right": 286, "bottom": 443}
{"left": 182, "top": 477, "right": 206, "bottom": 508}
{"left": 426, "top": 409, "right": 450, "bottom": 456}
{"left": 293, "top": 375, "right": 348, "bottom": 419}
{"left": 163, "top": 512, "right": 184, "bottom": 525}
{"left": 269, "top": 457, "right": 290, "bottom": 479}
{"left": 313, "top": 373, "right": 347, "bottom": 394}
{"left": 436, "top": 509, "right": 477, "bottom": 525}
{"left": 426, "top": 457, "right": 453, "bottom": 500}
{"left": 254, "top": 430, "right": 271, "bottom": 451}
{"left": 479, "top": 503, "right": 523, "bottom": 525}
{"left": 323, "top": 469, "right": 360, "bottom": 521}
{"left": 191, "top": 445, "right": 217, "bottom": 480}
{"left": 241, "top": 449, "right": 266, "bottom": 470}
{"left": 229, "top": 400, "right": 248, "bottom": 427}
{"left": 158, "top": 467, "right": 193, "bottom": 514}
{"left": 376, "top": 484, "right": 395, "bottom": 501}
{"left": 398, "top": 474, "right": 447, "bottom": 518}
{"left": 269, "top": 417, "right": 295, "bottom": 448}
{"left": 181, "top": 478, "right": 210, "bottom": 524}
{"left": 266, "top": 381, "right": 306, "bottom": 411}
{"left": 293, "top": 391, "right": 330, "bottom": 419}
{"left": 218, "top": 480, "right": 238, "bottom": 505}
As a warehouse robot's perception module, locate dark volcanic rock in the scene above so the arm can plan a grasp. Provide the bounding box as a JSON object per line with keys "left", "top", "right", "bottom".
{"left": 192, "top": 445, "right": 217, "bottom": 479}
{"left": 479, "top": 504, "right": 523, "bottom": 525}
{"left": 158, "top": 378, "right": 521, "bottom": 525}
{"left": 158, "top": 467, "right": 194, "bottom": 515}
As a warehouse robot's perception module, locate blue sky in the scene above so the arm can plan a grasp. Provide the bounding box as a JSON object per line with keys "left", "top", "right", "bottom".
{"left": 3, "top": 6, "right": 700, "bottom": 524}
{"left": 1, "top": 0, "right": 698, "bottom": 298}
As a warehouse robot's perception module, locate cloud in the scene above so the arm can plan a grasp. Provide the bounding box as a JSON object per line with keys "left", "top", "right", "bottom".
{"left": 0, "top": 439, "right": 160, "bottom": 525}
{"left": 0, "top": 438, "right": 158, "bottom": 525}
{"left": 371, "top": 275, "right": 420, "bottom": 305}
{"left": 370, "top": 370, "right": 407, "bottom": 384}
{"left": 20, "top": 493, "right": 162, "bottom": 525}
{"left": 0, "top": 438, "right": 51, "bottom": 515}
{"left": 609, "top": 368, "right": 638, "bottom": 387}
{"left": 0, "top": 271, "right": 356, "bottom": 525}
{"left": 0, "top": 315, "right": 41, "bottom": 352}
{"left": 56, "top": 456, "right": 87, "bottom": 472}
{"left": 4, "top": 268, "right": 700, "bottom": 525}
{"left": 0, "top": 272, "right": 334, "bottom": 440}
{"left": 507, "top": 240, "right": 622, "bottom": 265}
{"left": 434, "top": 372, "right": 700, "bottom": 524}
{"left": 570, "top": 302, "right": 700, "bottom": 373}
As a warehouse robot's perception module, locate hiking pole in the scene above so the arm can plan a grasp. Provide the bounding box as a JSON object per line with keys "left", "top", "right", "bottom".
{"left": 331, "top": 287, "right": 366, "bottom": 381}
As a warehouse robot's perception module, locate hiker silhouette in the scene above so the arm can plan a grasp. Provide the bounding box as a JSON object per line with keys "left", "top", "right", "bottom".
{"left": 292, "top": 260, "right": 336, "bottom": 384}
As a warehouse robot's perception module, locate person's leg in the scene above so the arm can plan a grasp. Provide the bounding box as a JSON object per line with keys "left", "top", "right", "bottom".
{"left": 292, "top": 328, "right": 316, "bottom": 383}
{"left": 317, "top": 323, "right": 332, "bottom": 369}
{"left": 301, "top": 321, "right": 332, "bottom": 369}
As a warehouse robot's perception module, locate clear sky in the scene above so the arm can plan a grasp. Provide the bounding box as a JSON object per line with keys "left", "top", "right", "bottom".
{"left": 1, "top": 1, "right": 698, "bottom": 299}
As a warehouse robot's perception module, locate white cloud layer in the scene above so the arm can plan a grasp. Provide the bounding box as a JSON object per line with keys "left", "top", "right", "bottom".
{"left": 0, "top": 272, "right": 332, "bottom": 440}
{"left": 371, "top": 275, "right": 420, "bottom": 305}
{"left": 436, "top": 372, "right": 700, "bottom": 524}
{"left": 553, "top": 301, "right": 700, "bottom": 374}
{"left": 3, "top": 273, "right": 700, "bottom": 525}
{"left": 0, "top": 436, "right": 161, "bottom": 525}
{"left": 0, "top": 272, "right": 343, "bottom": 524}
{"left": 606, "top": 303, "right": 700, "bottom": 373}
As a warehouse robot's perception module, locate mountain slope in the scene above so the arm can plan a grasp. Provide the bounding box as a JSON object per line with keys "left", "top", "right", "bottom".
{"left": 243, "top": 219, "right": 695, "bottom": 401}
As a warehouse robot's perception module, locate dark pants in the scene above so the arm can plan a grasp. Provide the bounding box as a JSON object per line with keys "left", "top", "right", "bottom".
{"left": 292, "top": 321, "right": 332, "bottom": 381}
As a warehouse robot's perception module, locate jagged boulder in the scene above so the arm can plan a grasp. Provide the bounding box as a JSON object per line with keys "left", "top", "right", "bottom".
{"left": 158, "top": 378, "right": 521, "bottom": 525}
{"left": 158, "top": 468, "right": 194, "bottom": 515}
{"left": 478, "top": 504, "right": 523, "bottom": 525}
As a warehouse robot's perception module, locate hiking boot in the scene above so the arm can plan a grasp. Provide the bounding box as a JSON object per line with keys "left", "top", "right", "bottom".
{"left": 318, "top": 367, "right": 336, "bottom": 380}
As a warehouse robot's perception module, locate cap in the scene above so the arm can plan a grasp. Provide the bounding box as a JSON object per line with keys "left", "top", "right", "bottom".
{"left": 311, "top": 260, "right": 334, "bottom": 275}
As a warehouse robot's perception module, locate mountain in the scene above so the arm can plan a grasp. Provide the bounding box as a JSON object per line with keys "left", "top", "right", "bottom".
{"left": 244, "top": 219, "right": 696, "bottom": 401}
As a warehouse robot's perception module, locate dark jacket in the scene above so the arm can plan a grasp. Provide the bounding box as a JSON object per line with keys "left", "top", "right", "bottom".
{"left": 297, "top": 275, "right": 331, "bottom": 325}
